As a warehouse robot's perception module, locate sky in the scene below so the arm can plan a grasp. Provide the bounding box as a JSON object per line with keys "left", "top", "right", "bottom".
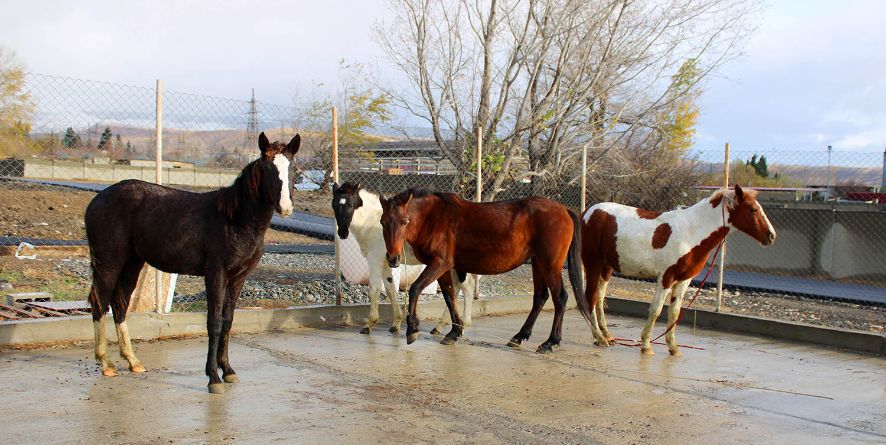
{"left": 2, "top": 0, "right": 885, "bottom": 153}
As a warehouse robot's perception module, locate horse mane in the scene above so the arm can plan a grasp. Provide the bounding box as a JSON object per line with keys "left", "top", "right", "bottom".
{"left": 216, "top": 160, "right": 263, "bottom": 219}
{"left": 709, "top": 187, "right": 758, "bottom": 210}
{"left": 390, "top": 187, "right": 463, "bottom": 207}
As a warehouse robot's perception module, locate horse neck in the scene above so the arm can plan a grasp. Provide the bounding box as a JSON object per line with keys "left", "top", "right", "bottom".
{"left": 678, "top": 197, "right": 731, "bottom": 242}
{"left": 348, "top": 189, "right": 384, "bottom": 246}
{"left": 219, "top": 168, "right": 276, "bottom": 231}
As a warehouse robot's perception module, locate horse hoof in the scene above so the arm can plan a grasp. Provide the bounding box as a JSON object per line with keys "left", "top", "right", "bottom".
{"left": 388, "top": 325, "right": 400, "bottom": 333}
{"left": 641, "top": 347, "right": 655, "bottom": 355}
{"left": 102, "top": 367, "right": 118, "bottom": 377}
{"left": 669, "top": 349, "right": 682, "bottom": 357}
{"left": 429, "top": 327, "right": 441, "bottom": 335}
{"left": 536, "top": 343, "right": 557, "bottom": 354}
{"left": 359, "top": 327, "right": 371, "bottom": 335}
{"left": 406, "top": 332, "right": 419, "bottom": 344}
{"left": 593, "top": 339, "right": 610, "bottom": 347}
{"left": 223, "top": 374, "right": 239, "bottom": 383}
{"left": 129, "top": 363, "right": 146, "bottom": 373}
{"left": 606, "top": 338, "right": 617, "bottom": 346}
{"left": 440, "top": 336, "right": 458, "bottom": 345}
{"left": 208, "top": 383, "right": 225, "bottom": 394}
{"left": 506, "top": 338, "right": 522, "bottom": 348}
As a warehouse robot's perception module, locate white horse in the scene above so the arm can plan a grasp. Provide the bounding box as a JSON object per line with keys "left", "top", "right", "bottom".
{"left": 578, "top": 185, "right": 776, "bottom": 356}
{"left": 332, "top": 182, "right": 478, "bottom": 335}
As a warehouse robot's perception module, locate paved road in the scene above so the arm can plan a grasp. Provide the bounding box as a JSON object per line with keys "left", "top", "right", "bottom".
{"left": 1, "top": 312, "right": 883, "bottom": 444}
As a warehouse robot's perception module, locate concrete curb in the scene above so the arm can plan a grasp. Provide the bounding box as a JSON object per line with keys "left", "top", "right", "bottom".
{"left": 0, "top": 296, "right": 882, "bottom": 355}
{"left": 602, "top": 297, "right": 885, "bottom": 355}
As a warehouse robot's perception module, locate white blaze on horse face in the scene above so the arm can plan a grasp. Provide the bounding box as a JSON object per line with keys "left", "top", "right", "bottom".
{"left": 273, "top": 154, "right": 293, "bottom": 217}
{"left": 756, "top": 201, "right": 776, "bottom": 239}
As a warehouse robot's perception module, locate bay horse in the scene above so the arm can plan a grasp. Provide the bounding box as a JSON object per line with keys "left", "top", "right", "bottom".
{"left": 85, "top": 132, "right": 300, "bottom": 394}
{"left": 379, "top": 188, "right": 583, "bottom": 353}
{"left": 579, "top": 185, "right": 776, "bottom": 356}
{"left": 332, "top": 182, "right": 478, "bottom": 335}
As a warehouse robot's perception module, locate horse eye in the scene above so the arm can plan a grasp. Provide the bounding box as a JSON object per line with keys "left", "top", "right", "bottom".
{"left": 402, "top": 218, "right": 410, "bottom": 225}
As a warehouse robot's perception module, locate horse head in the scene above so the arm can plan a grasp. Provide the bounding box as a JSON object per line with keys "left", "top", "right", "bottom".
{"left": 723, "top": 184, "right": 777, "bottom": 246}
{"left": 257, "top": 132, "right": 300, "bottom": 217}
{"left": 331, "top": 182, "right": 363, "bottom": 239}
{"left": 379, "top": 189, "right": 415, "bottom": 268}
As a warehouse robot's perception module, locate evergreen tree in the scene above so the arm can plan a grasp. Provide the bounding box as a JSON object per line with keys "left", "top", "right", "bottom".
{"left": 98, "top": 126, "right": 112, "bottom": 150}
{"left": 62, "top": 127, "right": 81, "bottom": 148}
{"left": 757, "top": 155, "right": 769, "bottom": 178}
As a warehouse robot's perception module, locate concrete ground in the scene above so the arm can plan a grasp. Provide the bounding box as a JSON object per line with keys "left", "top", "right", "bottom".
{"left": 2, "top": 311, "right": 884, "bottom": 444}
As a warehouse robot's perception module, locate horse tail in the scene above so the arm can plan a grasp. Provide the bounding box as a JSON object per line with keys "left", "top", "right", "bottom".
{"left": 567, "top": 210, "right": 591, "bottom": 325}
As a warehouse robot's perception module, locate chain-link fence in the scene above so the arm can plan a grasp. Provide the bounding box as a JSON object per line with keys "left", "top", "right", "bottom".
{"left": 0, "top": 73, "right": 337, "bottom": 316}
{"left": 2, "top": 71, "right": 883, "bottom": 328}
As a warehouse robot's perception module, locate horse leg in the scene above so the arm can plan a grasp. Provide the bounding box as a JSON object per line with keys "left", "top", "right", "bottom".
{"left": 461, "top": 272, "right": 475, "bottom": 328}
{"left": 438, "top": 273, "right": 464, "bottom": 345}
{"left": 405, "top": 262, "right": 449, "bottom": 345}
{"left": 218, "top": 276, "right": 246, "bottom": 383}
{"left": 361, "top": 260, "right": 383, "bottom": 334}
{"left": 112, "top": 258, "right": 146, "bottom": 373}
{"left": 382, "top": 262, "right": 403, "bottom": 333}
{"left": 640, "top": 279, "right": 671, "bottom": 355}
{"left": 430, "top": 304, "right": 450, "bottom": 336}
{"left": 665, "top": 279, "right": 691, "bottom": 357}
{"left": 537, "top": 273, "right": 567, "bottom": 354}
{"left": 431, "top": 271, "right": 457, "bottom": 335}
{"left": 89, "top": 281, "right": 117, "bottom": 377}
{"left": 508, "top": 262, "right": 549, "bottom": 348}
{"left": 584, "top": 263, "right": 609, "bottom": 346}
{"left": 204, "top": 269, "right": 227, "bottom": 394}
{"left": 88, "top": 261, "right": 122, "bottom": 377}
{"left": 596, "top": 270, "right": 615, "bottom": 345}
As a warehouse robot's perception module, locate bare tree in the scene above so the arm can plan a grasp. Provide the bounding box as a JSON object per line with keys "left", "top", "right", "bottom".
{"left": 375, "top": 0, "right": 760, "bottom": 202}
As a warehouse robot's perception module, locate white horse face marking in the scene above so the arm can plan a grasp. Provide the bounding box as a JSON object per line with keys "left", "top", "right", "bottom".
{"left": 273, "top": 154, "right": 293, "bottom": 217}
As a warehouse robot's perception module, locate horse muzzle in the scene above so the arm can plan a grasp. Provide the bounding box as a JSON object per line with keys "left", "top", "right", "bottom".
{"left": 764, "top": 231, "right": 776, "bottom": 246}
{"left": 337, "top": 227, "right": 349, "bottom": 239}
{"left": 386, "top": 253, "right": 401, "bottom": 268}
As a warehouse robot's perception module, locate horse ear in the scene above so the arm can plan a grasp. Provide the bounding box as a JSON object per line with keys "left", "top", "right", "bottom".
{"left": 258, "top": 132, "right": 270, "bottom": 154}
{"left": 332, "top": 182, "right": 339, "bottom": 193}
{"left": 404, "top": 190, "right": 414, "bottom": 207}
{"left": 379, "top": 193, "right": 387, "bottom": 207}
{"left": 734, "top": 183, "right": 745, "bottom": 200}
{"left": 286, "top": 134, "right": 301, "bottom": 155}
{"left": 354, "top": 182, "right": 360, "bottom": 191}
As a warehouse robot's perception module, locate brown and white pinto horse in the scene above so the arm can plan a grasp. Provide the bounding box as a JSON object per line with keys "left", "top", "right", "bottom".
{"left": 85, "top": 132, "right": 299, "bottom": 393}
{"left": 579, "top": 185, "right": 776, "bottom": 356}
{"left": 380, "top": 188, "right": 583, "bottom": 353}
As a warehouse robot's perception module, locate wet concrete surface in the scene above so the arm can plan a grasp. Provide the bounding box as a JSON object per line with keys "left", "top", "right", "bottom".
{"left": 1, "top": 311, "right": 884, "bottom": 444}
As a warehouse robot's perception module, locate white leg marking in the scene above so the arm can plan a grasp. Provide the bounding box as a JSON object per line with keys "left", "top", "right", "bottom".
{"left": 115, "top": 321, "right": 145, "bottom": 372}
{"left": 382, "top": 263, "right": 402, "bottom": 331}
{"left": 462, "top": 274, "right": 475, "bottom": 328}
{"left": 665, "top": 280, "right": 690, "bottom": 356}
{"left": 94, "top": 319, "right": 117, "bottom": 376}
{"left": 640, "top": 281, "right": 671, "bottom": 354}
{"left": 596, "top": 278, "right": 613, "bottom": 342}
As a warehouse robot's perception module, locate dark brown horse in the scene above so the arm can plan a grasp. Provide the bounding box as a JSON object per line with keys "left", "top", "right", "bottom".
{"left": 85, "top": 132, "right": 299, "bottom": 394}
{"left": 379, "top": 189, "right": 583, "bottom": 353}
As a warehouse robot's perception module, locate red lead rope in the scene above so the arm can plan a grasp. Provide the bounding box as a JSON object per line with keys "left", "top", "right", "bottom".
{"left": 613, "top": 204, "right": 728, "bottom": 351}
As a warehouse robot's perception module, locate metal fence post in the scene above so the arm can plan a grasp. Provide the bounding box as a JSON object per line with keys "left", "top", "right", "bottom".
{"left": 332, "top": 107, "right": 342, "bottom": 306}
{"left": 155, "top": 79, "right": 164, "bottom": 314}
{"left": 473, "top": 126, "right": 483, "bottom": 301}
{"left": 716, "top": 142, "right": 729, "bottom": 313}
{"left": 580, "top": 143, "right": 587, "bottom": 213}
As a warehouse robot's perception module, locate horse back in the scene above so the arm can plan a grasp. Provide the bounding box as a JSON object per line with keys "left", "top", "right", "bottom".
{"left": 435, "top": 196, "right": 574, "bottom": 274}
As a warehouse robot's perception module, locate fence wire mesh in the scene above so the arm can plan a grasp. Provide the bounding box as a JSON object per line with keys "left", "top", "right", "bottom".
{"left": 1, "top": 71, "right": 883, "bottom": 331}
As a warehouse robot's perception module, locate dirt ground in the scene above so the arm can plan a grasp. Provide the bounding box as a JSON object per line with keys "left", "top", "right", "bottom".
{"left": 1, "top": 312, "right": 883, "bottom": 444}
